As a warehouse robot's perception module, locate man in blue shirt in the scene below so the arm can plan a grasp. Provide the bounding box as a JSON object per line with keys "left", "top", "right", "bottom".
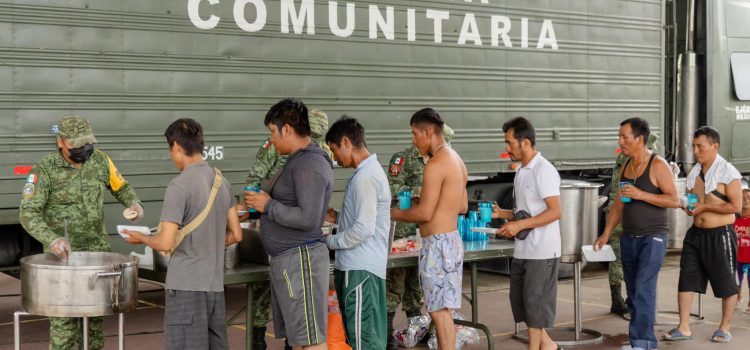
{"left": 324, "top": 116, "right": 391, "bottom": 350}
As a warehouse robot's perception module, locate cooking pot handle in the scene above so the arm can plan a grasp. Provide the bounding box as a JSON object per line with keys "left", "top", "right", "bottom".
{"left": 89, "top": 271, "right": 122, "bottom": 290}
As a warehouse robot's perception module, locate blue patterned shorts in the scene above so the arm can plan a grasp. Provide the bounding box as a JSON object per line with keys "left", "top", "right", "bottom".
{"left": 419, "top": 231, "right": 464, "bottom": 312}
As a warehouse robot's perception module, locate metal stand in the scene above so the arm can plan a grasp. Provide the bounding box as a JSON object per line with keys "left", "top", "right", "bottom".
{"left": 14, "top": 311, "right": 126, "bottom": 350}
{"left": 513, "top": 261, "right": 603, "bottom": 346}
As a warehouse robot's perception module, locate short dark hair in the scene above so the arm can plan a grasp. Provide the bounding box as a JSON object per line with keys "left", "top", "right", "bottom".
{"left": 264, "top": 99, "right": 311, "bottom": 136}
{"left": 325, "top": 115, "right": 367, "bottom": 148}
{"left": 693, "top": 126, "right": 720, "bottom": 145}
{"left": 502, "top": 117, "right": 536, "bottom": 146}
{"left": 410, "top": 108, "right": 444, "bottom": 132}
{"left": 620, "top": 117, "right": 651, "bottom": 144}
{"left": 164, "top": 118, "right": 204, "bottom": 156}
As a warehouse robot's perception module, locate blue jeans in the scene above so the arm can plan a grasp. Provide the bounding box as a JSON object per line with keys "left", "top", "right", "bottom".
{"left": 621, "top": 233, "right": 667, "bottom": 350}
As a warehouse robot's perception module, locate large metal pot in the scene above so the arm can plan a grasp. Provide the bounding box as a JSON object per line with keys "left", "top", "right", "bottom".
{"left": 668, "top": 178, "right": 693, "bottom": 249}
{"left": 559, "top": 180, "right": 603, "bottom": 263}
{"left": 21, "top": 252, "right": 138, "bottom": 317}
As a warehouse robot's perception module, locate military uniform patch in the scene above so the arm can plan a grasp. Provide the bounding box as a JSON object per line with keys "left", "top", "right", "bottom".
{"left": 389, "top": 164, "right": 402, "bottom": 176}
{"left": 107, "top": 157, "right": 126, "bottom": 191}
{"left": 22, "top": 183, "right": 35, "bottom": 198}
{"left": 263, "top": 140, "right": 270, "bottom": 150}
{"left": 26, "top": 174, "right": 38, "bottom": 184}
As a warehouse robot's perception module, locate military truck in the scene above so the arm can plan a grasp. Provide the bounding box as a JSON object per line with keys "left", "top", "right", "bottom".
{"left": 0, "top": 0, "right": 748, "bottom": 267}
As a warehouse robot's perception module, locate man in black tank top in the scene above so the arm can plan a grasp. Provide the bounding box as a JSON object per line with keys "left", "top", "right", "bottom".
{"left": 594, "top": 118, "right": 680, "bottom": 350}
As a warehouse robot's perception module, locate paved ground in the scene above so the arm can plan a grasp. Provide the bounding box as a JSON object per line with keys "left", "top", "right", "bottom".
{"left": 2, "top": 252, "right": 749, "bottom": 349}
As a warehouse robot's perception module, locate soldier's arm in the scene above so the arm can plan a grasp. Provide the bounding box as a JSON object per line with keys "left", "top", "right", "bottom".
{"left": 19, "top": 167, "right": 58, "bottom": 247}
{"left": 102, "top": 152, "right": 141, "bottom": 207}
{"left": 387, "top": 152, "right": 410, "bottom": 207}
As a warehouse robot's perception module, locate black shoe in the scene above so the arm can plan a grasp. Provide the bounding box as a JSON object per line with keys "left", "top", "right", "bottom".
{"left": 252, "top": 327, "right": 267, "bottom": 350}
{"left": 284, "top": 339, "right": 292, "bottom": 350}
{"left": 610, "top": 284, "right": 629, "bottom": 317}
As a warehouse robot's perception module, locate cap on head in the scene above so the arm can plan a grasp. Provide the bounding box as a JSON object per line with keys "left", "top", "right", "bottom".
{"left": 443, "top": 124, "right": 454, "bottom": 143}
{"left": 58, "top": 116, "right": 97, "bottom": 148}
{"left": 309, "top": 109, "right": 329, "bottom": 139}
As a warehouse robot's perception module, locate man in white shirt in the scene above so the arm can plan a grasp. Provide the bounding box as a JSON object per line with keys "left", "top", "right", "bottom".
{"left": 493, "top": 117, "right": 562, "bottom": 350}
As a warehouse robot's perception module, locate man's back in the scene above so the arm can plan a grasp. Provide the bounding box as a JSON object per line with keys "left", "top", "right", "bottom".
{"left": 161, "top": 161, "right": 234, "bottom": 292}
{"left": 420, "top": 147, "right": 467, "bottom": 236}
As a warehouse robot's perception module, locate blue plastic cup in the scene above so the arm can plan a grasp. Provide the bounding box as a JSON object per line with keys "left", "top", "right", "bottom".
{"left": 468, "top": 210, "right": 479, "bottom": 222}
{"left": 457, "top": 215, "right": 466, "bottom": 233}
{"left": 398, "top": 191, "right": 412, "bottom": 209}
{"left": 244, "top": 185, "right": 261, "bottom": 212}
{"left": 619, "top": 181, "right": 632, "bottom": 203}
{"left": 479, "top": 202, "right": 493, "bottom": 223}
{"left": 687, "top": 193, "right": 698, "bottom": 211}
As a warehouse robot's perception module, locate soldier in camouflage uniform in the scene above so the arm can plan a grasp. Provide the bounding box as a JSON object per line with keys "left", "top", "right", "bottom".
{"left": 242, "top": 109, "right": 329, "bottom": 350}
{"left": 385, "top": 124, "right": 453, "bottom": 349}
{"left": 605, "top": 134, "right": 658, "bottom": 317}
{"left": 19, "top": 116, "right": 142, "bottom": 350}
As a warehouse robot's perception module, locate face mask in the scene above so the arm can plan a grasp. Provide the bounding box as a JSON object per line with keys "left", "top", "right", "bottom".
{"left": 68, "top": 144, "right": 94, "bottom": 163}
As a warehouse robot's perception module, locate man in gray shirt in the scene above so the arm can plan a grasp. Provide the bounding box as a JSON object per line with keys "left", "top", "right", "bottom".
{"left": 124, "top": 118, "right": 242, "bottom": 350}
{"left": 245, "top": 99, "right": 334, "bottom": 350}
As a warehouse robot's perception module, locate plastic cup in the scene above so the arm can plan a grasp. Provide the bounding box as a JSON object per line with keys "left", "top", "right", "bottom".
{"left": 398, "top": 191, "right": 412, "bottom": 209}
{"left": 619, "top": 181, "right": 632, "bottom": 203}
{"left": 479, "top": 202, "right": 493, "bottom": 223}
{"left": 244, "top": 185, "right": 261, "bottom": 212}
{"left": 687, "top": 193, "right": 698, "bottom": 211}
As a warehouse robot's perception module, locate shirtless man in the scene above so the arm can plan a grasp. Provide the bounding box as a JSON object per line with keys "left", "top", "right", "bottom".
{"left": 663, "top": 126, "right": 742, "bottom": 344}
{"left": 391, "top": 108, "right": 468, "bottom": 350}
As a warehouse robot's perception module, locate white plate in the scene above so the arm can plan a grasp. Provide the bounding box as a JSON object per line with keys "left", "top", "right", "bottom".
{"left": 116, "top": 225, "right": 152, "bottom": 238}
{"left": 581, "top": 244, "right": 616, "bottom": 262}
{"left": 470, "top": 227, "right": 498, "bottom": 233}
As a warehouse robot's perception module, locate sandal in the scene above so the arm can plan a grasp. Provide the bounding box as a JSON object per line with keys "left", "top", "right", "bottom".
{"left": 711, "top": 329, "right": 732, "bottom": 343}
{"left": 662, "top": 328, "right": 693, "bottom": 341}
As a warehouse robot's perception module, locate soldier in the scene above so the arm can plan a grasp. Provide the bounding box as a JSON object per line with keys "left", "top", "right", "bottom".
{"left": 606, "top": 134, "right": 658, "bottom": 318}
{"left": 241, "top": 109, "right": 329, "bottom": 350}
{"left": 385, "top": 124, "right": 453, "bottom": 349}
{"left": 19, "top": 116, "right": 143, "bottom": 350}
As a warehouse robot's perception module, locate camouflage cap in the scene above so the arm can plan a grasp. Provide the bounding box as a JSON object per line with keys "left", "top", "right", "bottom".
{"left": 58, "top": 116, "right": 97, "bottom": 148}
{"left": 309, "top": 109, "right": 329, "bottom": 139}
{"left": 443, "top": 124, "right": 454, "bottom": 143}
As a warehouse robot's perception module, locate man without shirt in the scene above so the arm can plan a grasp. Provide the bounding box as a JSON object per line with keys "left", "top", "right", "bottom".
{"left": 391, "top": 108, "right": 468, "bottom": 350}
{"left": 662, "top": 126, "right": 743, "bottom": 343}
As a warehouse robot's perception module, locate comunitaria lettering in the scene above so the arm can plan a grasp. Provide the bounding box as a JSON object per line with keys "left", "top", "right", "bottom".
{"left": 188, "top": 0, "right": 559, "bottom": 49}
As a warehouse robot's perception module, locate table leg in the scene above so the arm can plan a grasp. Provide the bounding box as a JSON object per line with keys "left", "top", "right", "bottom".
{"left": 246, "top": 283, "right": 254, "bottom": 350}
{"left": 471, "top": 262, "right": 478, "bottom": 323}
{"left": 14, "top": 311, "right": 28, "bottom": 350}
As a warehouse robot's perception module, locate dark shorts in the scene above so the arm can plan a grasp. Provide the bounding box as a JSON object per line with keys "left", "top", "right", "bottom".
{"left": 164, "top": 290, "right": 228, "bottom": 350}
{"left": 269, "top": 243, "right": 329, "bottom": 347}
{"left": 678, "top": 225, "right": 739, "bottom": 298}
{"left": 510, "top": 258, "right": 559, "bottom": 328}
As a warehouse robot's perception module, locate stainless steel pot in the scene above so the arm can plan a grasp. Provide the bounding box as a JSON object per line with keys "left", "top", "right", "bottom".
{"left": 21, "top": 252, "right": 138, "bottom": 317}
{"left": 668, "top": 178, "right": 693, "bottom": 249}
{"left": 559, "top": 180, "right": 603, "bottom": 263}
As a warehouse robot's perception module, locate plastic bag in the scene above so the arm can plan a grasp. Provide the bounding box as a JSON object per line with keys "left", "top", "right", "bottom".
{"left": 426, "top": 312, "right": 480, "bottom": 350}
{"left": 327, "top": 291, "right": 351, "bottom": 350}
{"left": 393, "top": 315, "right": 431, "bottom": 348}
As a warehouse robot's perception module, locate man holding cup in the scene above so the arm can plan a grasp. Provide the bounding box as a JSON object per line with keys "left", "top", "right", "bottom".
{"left": 594, "top": 117, "right": 679, "bottom": 350}
{"left": 663, "top": 126, "right": 742, "bottom": 343}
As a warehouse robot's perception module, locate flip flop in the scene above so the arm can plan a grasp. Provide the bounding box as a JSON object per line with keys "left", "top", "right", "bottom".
{"left": 662, "top": 328, "right": 693, "bottom": 341}
{"left": 711, "top": 329, "right": 732, "bottom": 343}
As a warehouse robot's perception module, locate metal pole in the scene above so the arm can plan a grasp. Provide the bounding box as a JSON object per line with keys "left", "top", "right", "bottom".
{"left": 698, "top": 293, "right": 703, "bottom": 318}
{"left": 471, "top": 262, "right": 478, "bottom": 323}
{"left": 119, "top": 313, "right": 124, "bottom": 350}
{"left": 573, "top": 261, "right": 582, "bottom": 341}
{"left": 14, "top": 311, "right": 28, "bottom": 350}
{"left": 83, "top": 316, "right": 89, "bottom": 350}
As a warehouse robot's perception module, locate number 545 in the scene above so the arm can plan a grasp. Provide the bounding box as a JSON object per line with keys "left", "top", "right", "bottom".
{"left": 202, "top": 146, "right": 224, "bottom": 160}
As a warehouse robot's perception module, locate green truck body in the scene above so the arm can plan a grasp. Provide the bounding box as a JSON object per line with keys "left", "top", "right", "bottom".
{"left": 0, "top": 0, "right": 748, "bottom": 265}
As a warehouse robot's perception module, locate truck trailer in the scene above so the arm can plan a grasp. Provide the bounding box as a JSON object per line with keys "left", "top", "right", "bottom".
{"left": 0, "top": 0, "right": 748, "bottom": 267}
